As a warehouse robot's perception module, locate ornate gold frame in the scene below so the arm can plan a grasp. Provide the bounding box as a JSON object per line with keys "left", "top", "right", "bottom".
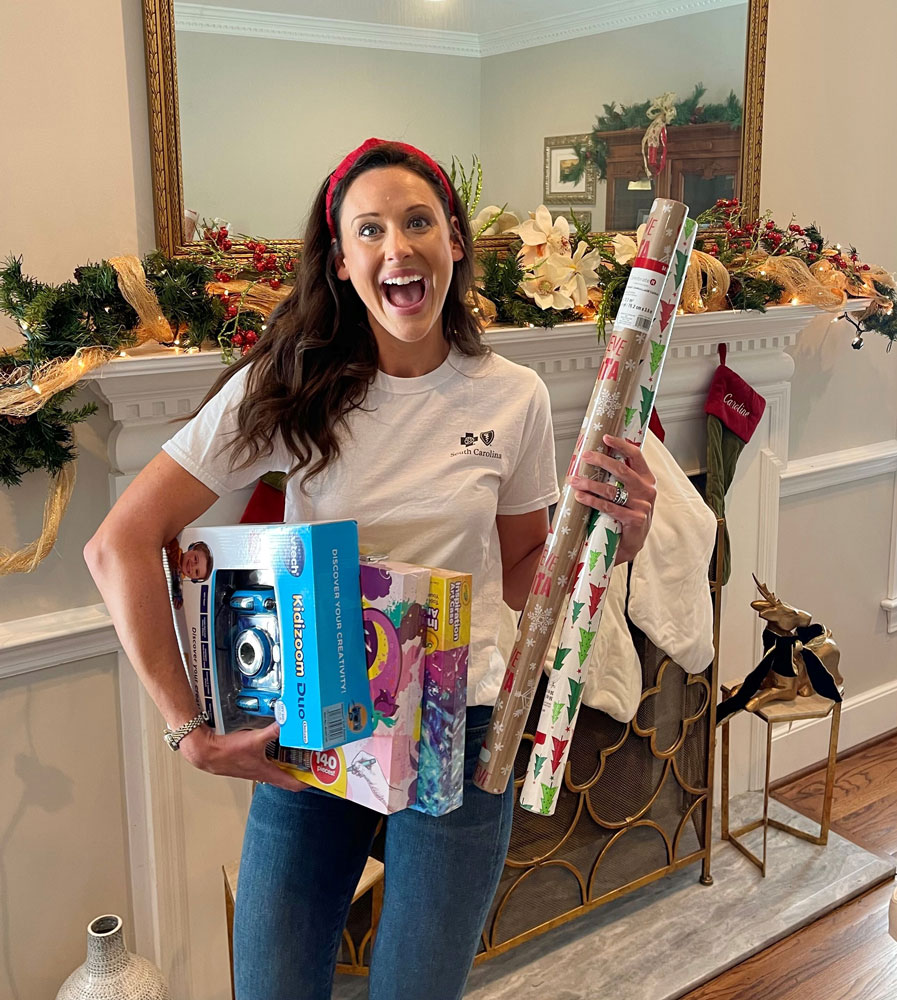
{"left": 143, "top": 0, "right": 768, "bottom": 260}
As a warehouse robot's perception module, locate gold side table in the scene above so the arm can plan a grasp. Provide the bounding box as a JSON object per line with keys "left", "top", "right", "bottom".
{"left": 720, "top": 683, "right": 842, "bottom": 877}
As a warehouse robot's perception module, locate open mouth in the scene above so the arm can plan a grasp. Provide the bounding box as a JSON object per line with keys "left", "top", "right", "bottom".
{"left": 381, "top": 274, "right": 428, "bottom": 311}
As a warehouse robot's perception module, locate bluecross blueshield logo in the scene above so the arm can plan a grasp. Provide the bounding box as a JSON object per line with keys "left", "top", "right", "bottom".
{"left": 460, "top": 431, "right": 478, "bottom": 447}
{"left": 480, "top": 429, "right": 495, "bottom": 446}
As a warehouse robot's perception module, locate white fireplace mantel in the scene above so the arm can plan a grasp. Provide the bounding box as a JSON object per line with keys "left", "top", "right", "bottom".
{"left": 83, "top": 301, "right": 874, "bottom": 995}
{"left": 91, "top": 303, "right": 846, "bottom": 480}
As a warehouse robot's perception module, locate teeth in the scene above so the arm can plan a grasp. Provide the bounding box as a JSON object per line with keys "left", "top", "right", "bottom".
{"left": 383, "top": 275, "right": 424, "bottom": 285}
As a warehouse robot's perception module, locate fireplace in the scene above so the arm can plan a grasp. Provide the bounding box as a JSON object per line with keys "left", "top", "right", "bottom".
{"left": 337, "top": 521, "right": 722, "bottom": 972}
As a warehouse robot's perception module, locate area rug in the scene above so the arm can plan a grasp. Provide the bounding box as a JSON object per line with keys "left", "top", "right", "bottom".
{"left": 332, "top": 792, "right": 896, "bottom": 1000}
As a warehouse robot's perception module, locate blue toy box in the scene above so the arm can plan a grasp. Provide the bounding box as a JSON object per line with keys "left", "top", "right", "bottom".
{"left": 164, "top": 520, "right": 373, "bottom": 750}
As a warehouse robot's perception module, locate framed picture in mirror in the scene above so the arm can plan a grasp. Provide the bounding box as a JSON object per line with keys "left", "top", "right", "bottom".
{"left": 543, "top": 134, "right": 596, "bottom": 206}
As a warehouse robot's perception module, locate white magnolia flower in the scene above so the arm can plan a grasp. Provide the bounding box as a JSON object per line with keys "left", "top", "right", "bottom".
{"left": 611, "top": 224, "right": 648, "bottom": 265}
{"left": 551, "top": 241, "right": 604, "bottom": 306}
{"left": 510, "top": 205, "right": 571, "bottom": 268}
{"left": 521, "top": 256, "right": 575, "bottom": 311}
{"left": 471, "top": 205, "right": 520, "bottom": 237}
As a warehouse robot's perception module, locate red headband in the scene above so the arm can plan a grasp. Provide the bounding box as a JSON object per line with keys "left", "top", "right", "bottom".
{"left": 325, "top": 137, "right": 455, "bottom": 239}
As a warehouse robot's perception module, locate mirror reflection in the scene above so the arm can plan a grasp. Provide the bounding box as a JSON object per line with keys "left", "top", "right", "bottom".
{"left": 175, "top": 0, "right": 748, "bottom": 238}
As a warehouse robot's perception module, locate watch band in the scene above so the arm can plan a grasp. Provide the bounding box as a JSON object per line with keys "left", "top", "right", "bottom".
{"left": 163, "top": 711, "right": 209, "bottom": 751}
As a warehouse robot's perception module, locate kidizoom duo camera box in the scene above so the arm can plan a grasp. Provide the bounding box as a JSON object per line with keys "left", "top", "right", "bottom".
{"left": 164, "top": 520, "right": 373, "bottom": 750}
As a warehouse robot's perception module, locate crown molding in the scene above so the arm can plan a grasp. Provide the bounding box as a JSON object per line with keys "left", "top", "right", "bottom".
{"left": 173, "top": 0, "right": 746, "bottom": 57}
{"left": 173, "top": 3, "right": 481, "bottom": 57}
{"left": 478, "top": 0, "right": 747, "bottom": 57}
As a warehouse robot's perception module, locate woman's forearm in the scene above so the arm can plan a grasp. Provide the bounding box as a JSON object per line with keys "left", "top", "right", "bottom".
{"left": 502, "top": 542, "right": 544, "bottom": 612}
{"left": 85, "top": 537, "right": 200, "bottom": 730}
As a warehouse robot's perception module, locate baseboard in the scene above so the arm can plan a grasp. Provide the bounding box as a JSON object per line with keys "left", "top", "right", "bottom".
{"left": 768, "top": 679, "right": 897, "bottom": 783}
{"left": 770, "top": 724, "right": 897, "bottom": 791}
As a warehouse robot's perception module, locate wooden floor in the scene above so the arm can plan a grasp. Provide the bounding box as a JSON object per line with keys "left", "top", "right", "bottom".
{"left": 681, "top": 731, "right": 897, "bottom": 1000}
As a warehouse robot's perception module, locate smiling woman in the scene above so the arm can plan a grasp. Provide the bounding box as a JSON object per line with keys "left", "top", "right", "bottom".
{"left": 333, "top": 165, "right": 465, "bottom": 375}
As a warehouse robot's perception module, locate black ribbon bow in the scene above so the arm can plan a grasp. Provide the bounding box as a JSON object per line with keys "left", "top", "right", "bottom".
{"left": 717, "top": 623, "right": 842, "bottom": 725}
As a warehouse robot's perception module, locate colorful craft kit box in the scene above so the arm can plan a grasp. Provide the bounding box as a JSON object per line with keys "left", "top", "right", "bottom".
{"left": 271, "top": 558, "right": 430, "bottom": 813}
{"left": 412, "top": 569, "right": 471, "bottom": 816}
{"left": 165, "top": 520, "right": 372, "bottom": 751}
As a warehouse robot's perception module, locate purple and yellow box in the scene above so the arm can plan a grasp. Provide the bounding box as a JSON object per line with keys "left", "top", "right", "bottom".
{"left": 411, "top": 568, "right": 472, "bottom": 816}
{"left": 271, "top": 558, "right": 429, "bottom": 813}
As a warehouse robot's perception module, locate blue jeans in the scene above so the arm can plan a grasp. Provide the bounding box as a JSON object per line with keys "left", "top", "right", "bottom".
{"left": 233, "top": 706, "right": 514, "bottom": 999}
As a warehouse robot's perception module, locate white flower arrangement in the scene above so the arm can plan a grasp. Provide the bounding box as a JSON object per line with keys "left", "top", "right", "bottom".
{"left": 509, "top": 206, "right": 605, "bottom": 310}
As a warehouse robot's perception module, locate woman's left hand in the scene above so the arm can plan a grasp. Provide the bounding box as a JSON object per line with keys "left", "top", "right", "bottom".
{"left": 566, "top": 434, "right": 657, "bottom": 564}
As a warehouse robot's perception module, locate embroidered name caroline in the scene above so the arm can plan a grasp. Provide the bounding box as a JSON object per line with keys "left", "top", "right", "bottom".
{"left": 723, "top": 392, "right": 751, "bottom": 417}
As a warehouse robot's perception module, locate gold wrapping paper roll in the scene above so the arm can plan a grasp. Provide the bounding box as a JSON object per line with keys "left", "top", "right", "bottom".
{"left": 473, "top": 198, "right": 689, "bottom": 795}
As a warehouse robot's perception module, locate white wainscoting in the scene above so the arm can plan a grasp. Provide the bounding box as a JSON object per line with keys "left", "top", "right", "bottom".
{"left": 762, "top": 438, "right": 897, "bottom": 778}
{"left": 0, "top": 603, "right": 118, "bottom": 680}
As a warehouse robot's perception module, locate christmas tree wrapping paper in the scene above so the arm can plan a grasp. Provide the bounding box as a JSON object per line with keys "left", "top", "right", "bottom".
{"left": 473, "top": 198, "right": 690, "bottom": 796}
{"left": 519, "top": 216, "right": 698, "bottom": 814}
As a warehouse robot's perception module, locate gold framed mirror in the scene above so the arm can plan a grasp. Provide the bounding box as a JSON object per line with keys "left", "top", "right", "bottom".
{"left": 143, "top": 0, "right": 768, "bottom": 261}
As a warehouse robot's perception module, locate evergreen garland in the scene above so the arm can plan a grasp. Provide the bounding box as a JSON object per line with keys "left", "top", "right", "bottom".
{"left": 569, "top": 83, "right": 743, "bottom": 183}
{"left": 0, "top": 252, "right": 242, "bottom": 486}
{"left": 0, "top": 387, "right": 95, "bottom": 488}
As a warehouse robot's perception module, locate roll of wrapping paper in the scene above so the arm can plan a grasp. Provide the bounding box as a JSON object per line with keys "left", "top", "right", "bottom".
{"left": 473, "top": 198, "right": 690, "bottom": 795}
{"left": 519, "top": 216, "right": 697, "bottom": 814}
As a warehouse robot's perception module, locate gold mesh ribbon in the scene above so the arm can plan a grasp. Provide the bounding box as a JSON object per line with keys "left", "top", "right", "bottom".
{"left": 682, "top": 250, "right": 731, "bottom": 312}
{"left": 107, "top": 255, "right": 175, "bottom": 345}
{"left": 749, "top": 254, "right": 846, "bottom": 310}
{"left": 0, "top": 255, "right": 174, "bottom": 419}
{"left": 0, "top": 463, "right": 75, "bottom": 575}
{"left": 206, "top": 279, "right": 291, "bottom": 318}
{"left": 0, "top": 346, "right": 112, "bottom": 418}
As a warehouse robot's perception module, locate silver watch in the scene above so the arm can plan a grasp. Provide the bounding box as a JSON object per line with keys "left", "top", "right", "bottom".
{"left": 163, "top": 711, "right": 209, "bottom": 751}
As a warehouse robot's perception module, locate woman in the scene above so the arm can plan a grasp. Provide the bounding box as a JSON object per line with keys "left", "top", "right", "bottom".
{"left": 85, "top": 138, "right": 657, "bottom": 999}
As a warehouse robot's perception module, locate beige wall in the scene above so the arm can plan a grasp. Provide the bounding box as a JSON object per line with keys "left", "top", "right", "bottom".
{"left": 1, "top": 1, "right": 896, "bottom": 997}
{"left": 0, "top": 2, "right": 150, "bottom": 997}
{"left": 176, "top": 31, "right": 482, "bottom": 236}
{"left": 0, "top": 654, "right": 131, "bottom": 1000}
{"left": 479, "top": 5, "right": 748, "bottom": 227}
{"left": 760, "top": 0, "right": 897, "bottom": 707}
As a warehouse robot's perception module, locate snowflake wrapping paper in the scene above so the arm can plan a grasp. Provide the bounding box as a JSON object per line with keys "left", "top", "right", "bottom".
{"left": 473, "top": 198, "right": 691, "bottom": 796}
{"left": 519, "top": 216, "right": 698, "bottom": 814}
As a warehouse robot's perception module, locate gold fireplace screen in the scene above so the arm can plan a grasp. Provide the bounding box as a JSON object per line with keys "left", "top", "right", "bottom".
{"left": 339, "top": 522, "right": 723, "bottom": 973}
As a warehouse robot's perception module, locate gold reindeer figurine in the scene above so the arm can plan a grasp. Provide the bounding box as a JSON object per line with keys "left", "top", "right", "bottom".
{"left": 717, "top": 576, "right": 843, "bottom": 724}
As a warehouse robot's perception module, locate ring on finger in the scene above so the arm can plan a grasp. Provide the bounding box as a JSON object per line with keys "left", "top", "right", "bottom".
{"left": 612, "top": 484, "right": 629, "bottom": 507}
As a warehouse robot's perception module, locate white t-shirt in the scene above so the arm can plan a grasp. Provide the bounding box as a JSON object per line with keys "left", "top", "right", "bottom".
{"left": 162, "top": 347, "right": 559, "bottom": 705}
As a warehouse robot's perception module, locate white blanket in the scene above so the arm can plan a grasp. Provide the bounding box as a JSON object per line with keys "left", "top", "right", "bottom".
{"left": 538, "top": 431, "right": 718, "bottom": 723}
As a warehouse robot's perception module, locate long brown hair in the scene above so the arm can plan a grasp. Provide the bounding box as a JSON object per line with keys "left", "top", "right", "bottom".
{"left": 198, "top": 142, "right": 487, "bottom": 490}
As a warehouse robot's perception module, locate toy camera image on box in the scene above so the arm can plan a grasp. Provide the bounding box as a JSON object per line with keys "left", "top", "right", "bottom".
{"left": 272, "top": 558, "right": 430, "bottom": 813}
{"left": 164, "top": 520, "right": 372, "bottom": 750}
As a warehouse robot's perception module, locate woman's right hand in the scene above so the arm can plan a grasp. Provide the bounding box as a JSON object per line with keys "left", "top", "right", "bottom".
{"left": 179, "top": 721, "right": 307, "bottom": 792}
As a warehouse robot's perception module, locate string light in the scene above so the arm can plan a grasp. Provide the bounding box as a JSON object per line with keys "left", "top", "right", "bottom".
{"left": 31, "top": 382, "right": 42, "bottom": 394}
{"left": 791, "top": 297, "right": 799, "bottom": 305}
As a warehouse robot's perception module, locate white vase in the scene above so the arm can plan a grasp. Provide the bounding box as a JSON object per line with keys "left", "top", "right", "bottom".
{"left": 56, "top": 915, "right": 169, "bottom": 1000}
